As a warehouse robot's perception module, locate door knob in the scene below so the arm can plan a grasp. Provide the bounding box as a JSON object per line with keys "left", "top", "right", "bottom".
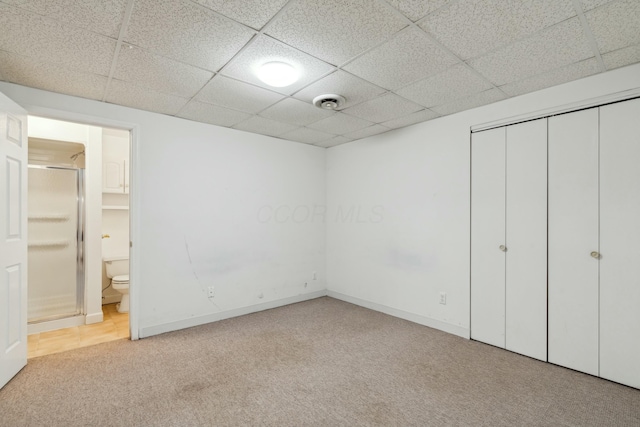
{"left": 102, "top": 234, "right": 110, "bottom": 239}
{"left": 590, "top": 251, "right": 600, "bottom": 259}
{"left": 499, "top": 245, "right": 507, "bottom": 252}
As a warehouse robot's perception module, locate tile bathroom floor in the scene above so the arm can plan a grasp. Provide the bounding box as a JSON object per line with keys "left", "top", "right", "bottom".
{"left": 27, "top": 303, "right": 129, "bottom": 358}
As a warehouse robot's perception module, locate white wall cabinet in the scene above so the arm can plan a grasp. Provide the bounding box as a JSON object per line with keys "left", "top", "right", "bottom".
{"left": 102, "top": 132, "right": 129, "bottom": 194}
{"left": 471, "top": 119, "right": 547, "bottom": 361}
{"left": 474, "top": 97, "right": 640, "bottom": 390}
{"left": 103, "top": 160, "right": 125, "bottom": 193}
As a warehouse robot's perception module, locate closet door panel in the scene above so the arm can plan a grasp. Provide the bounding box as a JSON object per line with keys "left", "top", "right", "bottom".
{"left": 600, "top": 98, "right": 640, "bottom": 389}
{"left": 548, "top": 108, "right": 599, "bottom": 376}
{"left": 471, "top": 128, "right": 506, "bottom": 348}
{"left": 505, "top": 119, "right": 547, "bottom": 361}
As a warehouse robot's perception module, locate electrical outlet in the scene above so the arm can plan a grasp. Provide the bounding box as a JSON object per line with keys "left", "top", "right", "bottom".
{"left": 312, "top": 271, "right": 317, "bottom": 280}
{"left": 207, "top": 286, "right": 215, "bottom": 298}
{"left": 439, "top": 292, "right": 447, "bottom": 305}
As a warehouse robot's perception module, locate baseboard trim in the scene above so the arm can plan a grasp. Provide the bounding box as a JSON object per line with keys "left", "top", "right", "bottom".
{"left": 327, "top": 291, "right": 470, "bottom": 339}
{"left": 85, "top": 311, "right": 104, "bottom": 325}
{"left": 102, "top": 295, "right": 121, "bottom": 305}
{"left": 139, "top": 290, "right": 328, "bottom": 339}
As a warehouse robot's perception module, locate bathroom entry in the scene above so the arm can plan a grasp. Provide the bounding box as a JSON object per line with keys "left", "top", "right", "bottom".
{"left": 26, "top": 117, "right": 132, "bottom": 357}
{"left": 101, "top": 128, "right": 130, "bottom": 313}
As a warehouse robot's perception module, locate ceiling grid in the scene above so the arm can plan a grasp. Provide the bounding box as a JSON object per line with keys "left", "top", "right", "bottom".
{"left": 0, "top": 0, "right": 637, "bottom": 147}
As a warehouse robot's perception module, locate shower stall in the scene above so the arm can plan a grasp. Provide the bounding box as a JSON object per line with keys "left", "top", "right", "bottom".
{"left": 27, "top": 161, "right": 85, "bottom": 324}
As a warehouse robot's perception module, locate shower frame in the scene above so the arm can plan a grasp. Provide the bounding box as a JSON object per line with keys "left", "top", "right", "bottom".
{"left": 27, "top": 164, "right": 86, "bottom": 323}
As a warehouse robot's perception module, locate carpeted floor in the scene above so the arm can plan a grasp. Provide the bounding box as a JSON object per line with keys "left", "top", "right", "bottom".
{"left": 1, "top": 297, "right": 639, "bottom": 426}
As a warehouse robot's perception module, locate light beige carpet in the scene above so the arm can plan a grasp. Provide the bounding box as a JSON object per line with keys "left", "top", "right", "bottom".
{"left": 1, "top": 297, "right": 639, "bottom": 426}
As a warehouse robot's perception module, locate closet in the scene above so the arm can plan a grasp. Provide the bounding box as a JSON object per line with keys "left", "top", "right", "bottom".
{"left": 471, "top": 119, "right": 547, "bottom": 362}
{"left": 471, "top": 97, "right": 640, "bottom": 390}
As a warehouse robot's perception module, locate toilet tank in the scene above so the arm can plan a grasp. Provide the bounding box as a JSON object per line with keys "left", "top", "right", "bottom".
{"left": 104, "top": 255, "right": 129, "bottom": 278}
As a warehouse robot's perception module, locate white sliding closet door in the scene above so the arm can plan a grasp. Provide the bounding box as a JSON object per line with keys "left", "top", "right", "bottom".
{"left": 505, "top": 120, "right": 547, "bottom": 361}
{"left": 599, "top": 98, "right": 640, "bottom": 389}
{"left": 548, "top": 109, "right": 599, "bottom": 376}
{"left": 471, "top": 127, "right": 506, "bottom": 348}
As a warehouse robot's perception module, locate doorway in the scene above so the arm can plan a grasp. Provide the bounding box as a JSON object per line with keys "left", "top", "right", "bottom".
{"left": 25, "top": 116, "right": 132, "bottom": 358}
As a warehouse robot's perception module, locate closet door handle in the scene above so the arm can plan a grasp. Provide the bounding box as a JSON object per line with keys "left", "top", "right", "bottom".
{"left": 499, "top": 245, "right": 507, "bottom": 252}
{"left": 590, "top": 251, "right": 600, "bottom": 259}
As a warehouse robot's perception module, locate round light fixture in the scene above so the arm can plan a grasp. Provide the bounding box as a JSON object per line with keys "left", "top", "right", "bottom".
{"left": 257, "top": 61, "right": 299, "bottom": 87}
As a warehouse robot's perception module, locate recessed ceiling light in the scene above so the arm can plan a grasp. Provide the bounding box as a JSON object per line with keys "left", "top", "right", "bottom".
{"left": 256, "top": 62, "right": 299, "bottom": 87}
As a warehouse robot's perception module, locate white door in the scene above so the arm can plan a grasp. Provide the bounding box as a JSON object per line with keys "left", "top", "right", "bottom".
{"left": 0, "top": 91, "right": 28, "bottom": 389}
{"left": 600, "top": 98, "right": 640, "bottom": 389}
{"left": 505, "top": 119, "right": 547, "bottom": 361}
{"left": 548, "top": 108, "right": 600, "bottom": 376}
{"left": 471, "top": 127, "right": 506, "bottom": 348}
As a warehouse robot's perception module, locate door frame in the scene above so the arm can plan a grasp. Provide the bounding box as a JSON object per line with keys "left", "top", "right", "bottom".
{"left": 25, "top": 105, "right": 140, "bottom": 340}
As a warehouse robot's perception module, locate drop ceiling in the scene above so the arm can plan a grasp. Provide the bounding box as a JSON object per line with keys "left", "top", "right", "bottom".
{"left": 0, "top": 0, "right": 638, "bottom": 148}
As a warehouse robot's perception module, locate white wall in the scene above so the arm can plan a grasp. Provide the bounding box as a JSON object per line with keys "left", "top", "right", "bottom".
{"left": 1, "top": 82, "right": 326, "bottom": 338}
{"left": 326, "top": 63, "right": 640, "bottom": 338}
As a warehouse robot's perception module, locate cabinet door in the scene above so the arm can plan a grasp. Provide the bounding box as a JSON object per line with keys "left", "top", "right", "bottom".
{"left": 548, "top": 108, "right": 599, "bottom": 376}
{"left": 103, "top": 160, "right": 123, "bottom": 193}
{"left": 600, "top": 98, "right": 640, "bottom": 389}
{"left": 505, "top": 119, "right": 547, "bottom": 361}
{"left": 471, "top": 127, "right": 506, "bottom": 348}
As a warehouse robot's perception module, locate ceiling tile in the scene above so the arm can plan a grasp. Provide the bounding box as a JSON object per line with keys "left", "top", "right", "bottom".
{"left": 105, "top": 79, "right": 190, "bottom": 115}
{"left": 293, "top": 70, "right": 386, "bottom": 110}
{"left": 419, "top": 0, "right": 576, "bottom": 60}
{"left": 386, "top": 0, "right": 454, "bottom": 22}
{"left": 265, "top": 0, "right": 408, "bottom": 65}
{"left": 343, "top": 26, "right": 458, "bottom": 90}
{"left": 0, "top": 4, "right": 116, "bottom": 76}
{"left": 260, "top": 98, "right": 335, "bottom": 126}
{"left": 580, "top": 0, "right": 616, "bottom": 12}
{"left": 1, "top": 0, "right": 127, "bottom": 38}
{"left": 0, "top": 49, "right": 107, "bottom": 100}
{"left": 500, "top": 58, "right": 601, "bottom": 97}
{"left": 177, "top": 100, "right": 251, "bottom": 127}
{"left": 381, "top": 109, "right": 440, "bottom": 129}
{"left": 468, "top": 18, "right": 593, "bottom": 86}
{"left": 280, "top": 127, "right": 336, "bottom": 144}
{"left": 315, "top": 136, "right": 352, "bottom": 148}
{"left": 343, "top": 124, "right": 390, "bottom": 140}
{"left": 192, "top": 0, "right": 288, "bottom": 29}
{"left": 125, "top": 0, "right": 255, "bottom": 71}
{"left": 113, "top": 46, "right": 213, "bottom": 98}
{"left": 308, "top": 113, "right": 374, "bottom": 135}
{"left": 586, "top": 0, "right": 640, "bottom": 54}
{"left": 342, "top": 93, "right": 423, "bottom": 123}
{"left": 233, "top": 116, "right": 299, "bottom": 137}
{"left": 602, "top": 44, "right": 640, "bottom": 71}
{"left": 196, "top": 75, "right": 284, "bottom": 114}
{"left": 221, "top": 35, "right": 335, "bottom": 95}
{"left": 431, "top": 88, "right": 507, "bottom": 116}
{"left": 395, "top": 63, "right": 493, "bottom": 108}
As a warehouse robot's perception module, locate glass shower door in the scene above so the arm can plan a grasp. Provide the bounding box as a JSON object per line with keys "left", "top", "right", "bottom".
{"left": 27, "top": 166, "right": 84, "bottom": 322}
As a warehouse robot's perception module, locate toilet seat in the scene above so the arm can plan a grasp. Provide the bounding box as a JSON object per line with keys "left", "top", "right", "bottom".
{"left": 113, "top": 274, "right": 129, "bottom": 283}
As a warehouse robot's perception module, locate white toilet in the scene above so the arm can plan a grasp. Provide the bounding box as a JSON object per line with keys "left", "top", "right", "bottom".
{"left": 104, "top": 255, "right": 129, "bottom": 313}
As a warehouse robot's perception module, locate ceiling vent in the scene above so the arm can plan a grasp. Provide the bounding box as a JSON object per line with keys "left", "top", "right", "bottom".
{"left": 313, "top": 94, "right": 346, "bottom": 110}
